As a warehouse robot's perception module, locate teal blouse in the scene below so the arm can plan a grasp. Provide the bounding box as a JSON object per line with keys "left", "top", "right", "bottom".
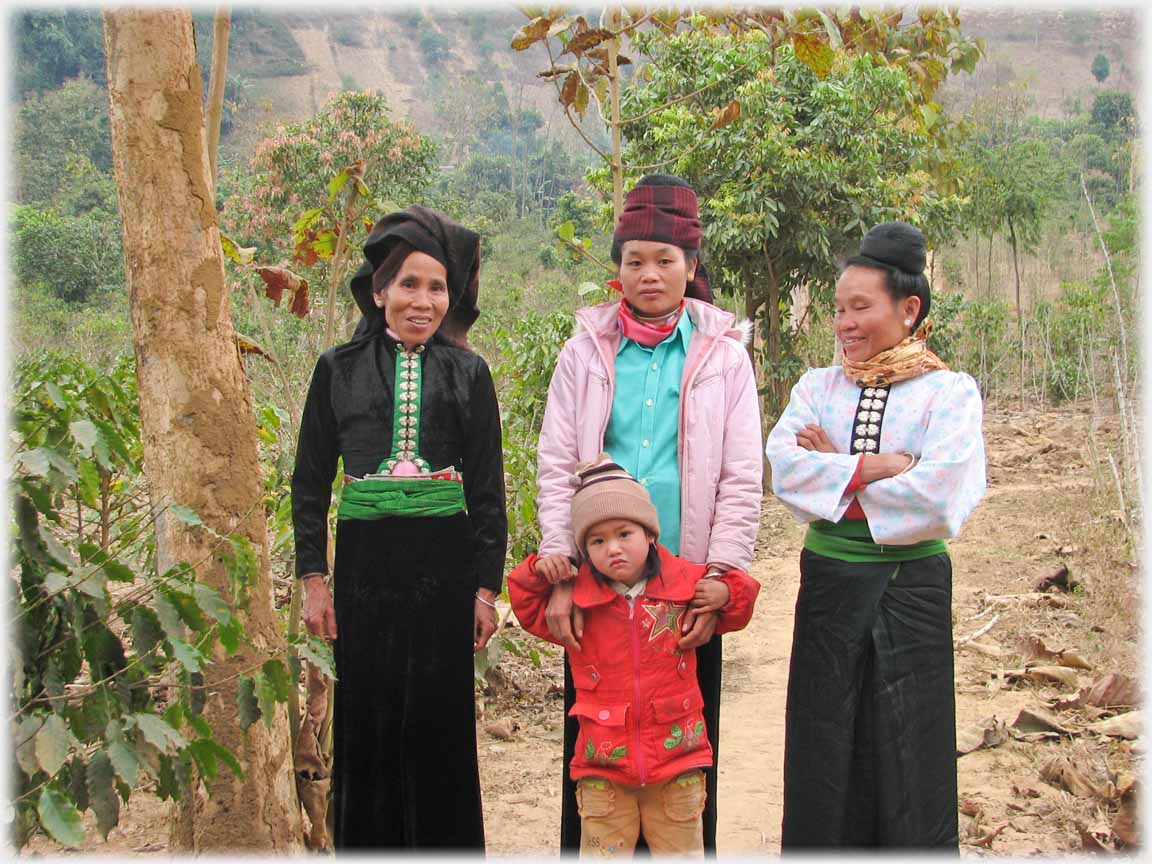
{"left": 603, "top": 311, "right": 694, "bottom": 555}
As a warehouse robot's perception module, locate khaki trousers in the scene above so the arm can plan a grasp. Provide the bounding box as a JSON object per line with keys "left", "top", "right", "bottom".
{"left": 576, "top": 770, "right": 706, "bottom": 858}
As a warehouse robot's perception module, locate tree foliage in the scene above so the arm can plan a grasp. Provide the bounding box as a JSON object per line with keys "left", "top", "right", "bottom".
{"left": 606, "top": 29, "right": 966, "bottom": 405}
{"left": 15, "top": 78, "right": 116, "bottom": 214}
{"left": 13, "top": 10, "right": 107, "bottom": 95}
{"left": 12, "top": 206, "right": 125, "bottom": 305}
{"left": 222, "top": 90, "right": 435, "bottom": 267}
{"left": 1091, "top": 52, "right": 1110, "bottom": 83}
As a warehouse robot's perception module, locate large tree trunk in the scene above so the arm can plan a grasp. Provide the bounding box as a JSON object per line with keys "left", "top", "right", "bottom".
{"left": 103, "top": 9, "right": 302, "bottom": 851}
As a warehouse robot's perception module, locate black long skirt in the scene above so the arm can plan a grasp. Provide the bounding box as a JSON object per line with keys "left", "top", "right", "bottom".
{"left": 559, "top": 635, "right": 723, "bottom": 853}
{"left": 330, "top": 512, "right": 484, "bottom": 850}
{"left": 781, "top": 549, "right": 958, "bottom": 850}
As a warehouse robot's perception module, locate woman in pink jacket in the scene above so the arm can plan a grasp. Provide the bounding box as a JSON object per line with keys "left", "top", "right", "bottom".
{"left": 534, "top": 175, "right": 763, "bottom": 851}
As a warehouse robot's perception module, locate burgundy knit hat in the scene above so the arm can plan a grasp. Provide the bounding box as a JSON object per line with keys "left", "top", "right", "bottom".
{"left": 570, "top": 454, "right": 660, "bottom": 552}
{"left": 610, "top": 175, "right": 713, "bottom": 303}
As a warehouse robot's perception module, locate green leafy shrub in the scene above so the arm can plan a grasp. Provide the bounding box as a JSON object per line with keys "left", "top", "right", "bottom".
{"left": 9, "top": 354, "right": 329, "bottom": 848}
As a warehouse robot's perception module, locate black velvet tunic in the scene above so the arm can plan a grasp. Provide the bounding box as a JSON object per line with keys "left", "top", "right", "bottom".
{"left": 292, "top": 329, "right": 507, "bottom": 849}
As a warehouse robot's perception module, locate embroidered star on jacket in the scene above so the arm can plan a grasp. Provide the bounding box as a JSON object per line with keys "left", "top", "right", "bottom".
{"left": 641, "top": 601, "right": 686, "bottom": 642}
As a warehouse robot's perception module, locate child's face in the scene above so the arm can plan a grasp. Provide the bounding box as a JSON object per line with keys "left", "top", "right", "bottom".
{"left": 585, "top": 519, "right": 653, "bottom": 585}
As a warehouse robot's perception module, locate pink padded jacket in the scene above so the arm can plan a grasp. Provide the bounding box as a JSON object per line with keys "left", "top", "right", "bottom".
{"left": 536, "top": 298, "right": 763, "bottom": 569}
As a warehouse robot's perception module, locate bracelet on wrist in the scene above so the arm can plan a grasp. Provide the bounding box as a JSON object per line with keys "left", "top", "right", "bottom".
{"left": 300, "top": 572, "right": 328, "bottom": 584}
{"left": 895, "top": 453, "right": 918, "bottom": 476}
{"left": 475, "top": 593, "right": 497, "bottom": 609}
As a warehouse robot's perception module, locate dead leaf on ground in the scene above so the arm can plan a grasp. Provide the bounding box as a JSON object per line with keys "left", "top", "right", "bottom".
{"left": 960, "top": 798, "right": 985, "bottom": 818}
{"left": 984, "top": 592, "right": 1069, "bottom": 609}
{"left": 1055, "top": 672, "right": 1142, "bottom": 710}
{"left": 1033, "top": 564, "right": 1074, "bottom": 593}
{"left": 1112, "top": 781, "right": 1139, "bottom": 847}
{"left": 1011, "top": 706, "right": 1074, "bottom": 738}
{"left": 1079, "top": 821, "right": 1115, "bottom": 852}
{"left": 1087, "top": 710, "right": 1142, "bottom": 740}
{"left": 485, "top": 717, "right": 517, "bottom": 740}
{"left": 1039, "top": 755, "right": 1113, "bottom": 800}
{"left": 960, "top": 638, "right": 1004, "bottom": 658}
{"left": 967, "top": 820, "right": 1015, "bottom": 849}
{"left": 957, "top": 715, "right": 1010, "bottom": 755}
{"left": 1013, "top": 784, "right": 1042, "bottom": 799}
{"left": 1018, "top": 634, "right": 1093, "bottom": 670}
{"left": 1025, "top": 665, "right": 1080, "bottom": 688}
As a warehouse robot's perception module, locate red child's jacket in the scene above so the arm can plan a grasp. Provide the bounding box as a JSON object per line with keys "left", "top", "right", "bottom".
{"left": 508, "top": 546, "right": 760, "bottom": 787}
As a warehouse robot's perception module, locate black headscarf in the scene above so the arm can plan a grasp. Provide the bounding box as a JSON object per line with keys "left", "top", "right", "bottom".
{"left": 349, "top": 205, "right": 481, "bottom": 347}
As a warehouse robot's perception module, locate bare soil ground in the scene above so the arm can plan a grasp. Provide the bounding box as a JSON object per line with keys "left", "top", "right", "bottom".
{"left": 22, "top": 403, "right": 1141, "bottom": 855}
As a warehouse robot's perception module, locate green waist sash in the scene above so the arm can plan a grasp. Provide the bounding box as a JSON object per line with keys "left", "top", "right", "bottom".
{"left": 337, "top": 477, "right": 466, "bottom": 521}
{"left": 803, "top": 519, "right": 947, "bottom": 563}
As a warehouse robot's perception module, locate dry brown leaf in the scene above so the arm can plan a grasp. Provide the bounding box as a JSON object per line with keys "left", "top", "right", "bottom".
{"left": 957, "top": 715, "right": 1010, "bottom": 755}
{"left": 1112, "top": 782, "right": 1138, "bottom": 847}
{"left": 1018, "top": 634, "right": 1093, "bottom": 670}
{"left": 986, "top": 592, "right": 1069, "bottom": 609}
{"left": 235, "top": 332, "right": 274, "bottom": 362}
{"left": 967, "top": 820, "right": 1014, "bottom": 848}
{"left": 485, "top": 717, "right": 516, "bottom": 740}
{"left": 1011, "top": 706, "right": 1074, "bottom": 737}
{"left": 710, "top": 99, "right": 742, "bottom": 130}
{"left": 1057, "top": 673, "right": 1142, "bottom": 710}
{"left": 1026, "top": 665, "right": 1080, "bottom": 688}
{"left": 1032, "top": 564, "right": 1075, "bottom": 593}
{"left": 1083, "top": 673, "right": 1141, "bottom": 709}
{"left": 1039, "top": 755, "right": 1112, "bottom": 799}
{"left": 960, "top": 638, "right": 1004, "bottom": 658}
{"left": 959, "top": 798, "right": 985, "bottom": 818}
{"left": 1057, "top": 651, "right": 1093, "bottom": 671}
{"left": 299, "top": 777, "right": 331, "bottom": 850}
{"left": 1012, "top": 784, "right": 1042, "bottom": 799}
{"left": 1087, "top": 710, "right": 1142, "bottom": 739}
{"left": 1079, "top": 821, "right": 1115, "bottom": 851}
{"left": 256, "top": 265, "right": 311, "bottom": 318}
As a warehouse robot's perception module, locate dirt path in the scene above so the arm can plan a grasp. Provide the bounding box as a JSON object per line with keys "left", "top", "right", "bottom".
{"left": 713, "top": 549, "right": 795, "bottom": 853}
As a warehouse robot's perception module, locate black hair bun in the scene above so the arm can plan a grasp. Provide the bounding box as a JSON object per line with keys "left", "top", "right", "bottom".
{"left": 858, "top": 221, "right": 926, "bottom": 276}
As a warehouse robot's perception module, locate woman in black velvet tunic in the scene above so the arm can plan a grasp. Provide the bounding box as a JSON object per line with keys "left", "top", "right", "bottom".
{"left": 291, "top": 206, "right": 507, "bottom": 850}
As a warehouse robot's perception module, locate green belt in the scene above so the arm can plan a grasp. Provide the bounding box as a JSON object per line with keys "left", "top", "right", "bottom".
{"left": 337, "top": 477, "right": 466, "bottom": 521}
{"left": 803, "top": 519, "right": 947, "bottom": 563}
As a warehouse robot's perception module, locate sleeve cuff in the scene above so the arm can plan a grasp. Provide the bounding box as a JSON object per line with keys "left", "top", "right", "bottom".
{"left": 843, "top": 453, "right": 868, "bottom": 495}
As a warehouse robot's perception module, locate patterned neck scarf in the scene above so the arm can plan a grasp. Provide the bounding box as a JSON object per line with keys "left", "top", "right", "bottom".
{"left": 617, "top": 297, "right": 686, "bottom": 348}
{"left": 841, "top": 323, "right": 950, "bottom": 387}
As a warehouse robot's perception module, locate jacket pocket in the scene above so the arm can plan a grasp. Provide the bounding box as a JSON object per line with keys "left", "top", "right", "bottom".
{"left": 570, "top": 702, "right": 632, "bottom": 771}
{"left": 571, "top": 663, "right": 603, "bottom": 691}
{"left": 653, "top": 691, "right": 708, "bottom": 755}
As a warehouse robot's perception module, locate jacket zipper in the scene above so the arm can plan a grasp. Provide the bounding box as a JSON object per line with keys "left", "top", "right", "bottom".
{"left": 677, "top": 334, "right": 721, "bottom": 542}
{"left": 628, "top": 597, "right": 648, "bottom": 785}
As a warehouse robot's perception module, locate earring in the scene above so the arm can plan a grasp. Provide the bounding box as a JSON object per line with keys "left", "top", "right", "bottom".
{"left": 904, "top": 319, "right": 912, "bottom": 326}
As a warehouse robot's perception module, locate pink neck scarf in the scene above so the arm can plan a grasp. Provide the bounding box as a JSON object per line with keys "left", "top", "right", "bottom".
{"left": 618, "top": 299, "right": 685, "bottom": 348}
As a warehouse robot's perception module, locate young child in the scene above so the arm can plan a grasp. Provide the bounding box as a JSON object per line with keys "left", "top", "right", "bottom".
{"left": 509, "top": 455, "right": 760, "bottom": 858}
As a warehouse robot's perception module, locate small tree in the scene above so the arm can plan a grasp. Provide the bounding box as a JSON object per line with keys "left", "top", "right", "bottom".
{"left": 1091, "top": 52, "right": 1110, "bottom": 83}
{"left": 965, "top": 139, "right": 1065, "bottom": 406}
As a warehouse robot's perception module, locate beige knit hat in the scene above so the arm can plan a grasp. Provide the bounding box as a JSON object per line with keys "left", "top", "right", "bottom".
{"left": 570, "top": 453, "right": 660, "bottom": 552}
